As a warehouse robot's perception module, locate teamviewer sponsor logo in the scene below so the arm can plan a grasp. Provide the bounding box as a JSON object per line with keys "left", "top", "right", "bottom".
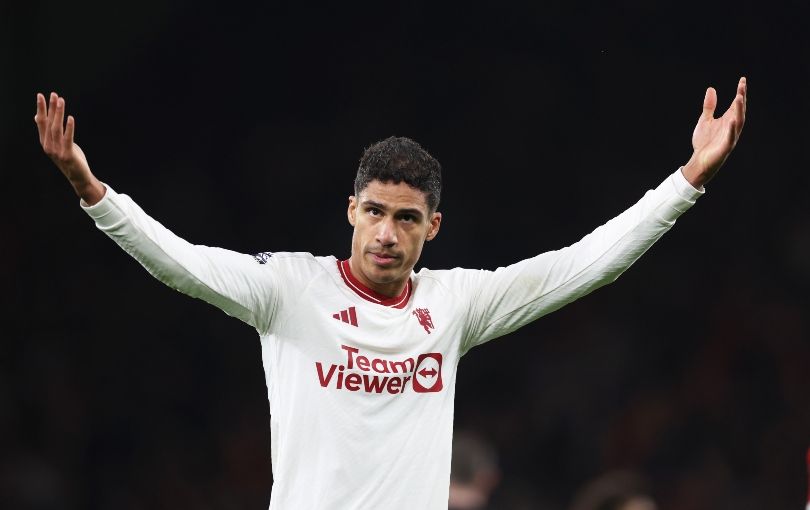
{"left": 314, "top": 345, "right": 443, "bottom": 395}
{"left": 412, "top": 353, "right": 443, "bottom": 393}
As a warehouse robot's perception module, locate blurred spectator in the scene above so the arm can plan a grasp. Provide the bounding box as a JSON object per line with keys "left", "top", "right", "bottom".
{"left": 449, "top": 431, "right": 501, "bottom": 510}
{"left": 568, "top": 471, "right": 656, "bottom": 510}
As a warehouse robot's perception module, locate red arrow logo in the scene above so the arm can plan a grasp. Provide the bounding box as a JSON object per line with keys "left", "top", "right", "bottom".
{"left": 419, "top": 367, "right": 437, "bottom": 378}
{"left": 413, "top": 353, "right": 443, "bottom": 393}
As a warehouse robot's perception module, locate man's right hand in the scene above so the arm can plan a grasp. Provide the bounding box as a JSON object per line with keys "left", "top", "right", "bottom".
{"left": 35, "top": 92, "right": 105, "bottom": 205}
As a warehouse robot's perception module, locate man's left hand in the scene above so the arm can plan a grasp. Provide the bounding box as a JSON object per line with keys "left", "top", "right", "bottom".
{"left": 682, "top": 77, "right": 747, "bottom": 188}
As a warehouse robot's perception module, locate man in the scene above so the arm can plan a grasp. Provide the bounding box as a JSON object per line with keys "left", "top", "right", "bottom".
{"left": 569, "top": 471, "right": 658, "bottom": 510}
{"left": 448, "top": 431, "right": 500, "bottom": 509}
{"left": 34, "top": 77, "right": 747, "bottom": 509}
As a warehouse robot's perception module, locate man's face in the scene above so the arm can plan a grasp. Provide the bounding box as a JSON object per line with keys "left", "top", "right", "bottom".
{"left": 347, "top": 180, "right": 441, "bottom": 297}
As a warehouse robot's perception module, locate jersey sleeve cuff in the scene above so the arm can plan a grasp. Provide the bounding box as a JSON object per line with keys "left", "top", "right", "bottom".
{"left": 674, "top": 166, "right": 706, "bottom": 199}
{"left": 649, "top": 167, "right": 705, "bottom": 223}
{"left": 80, "top": 183, "right": 124, "bottom": 225}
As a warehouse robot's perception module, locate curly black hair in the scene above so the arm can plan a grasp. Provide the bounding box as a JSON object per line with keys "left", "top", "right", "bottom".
{"left": 355, "top": 136, "right": 442, "bottom": 212}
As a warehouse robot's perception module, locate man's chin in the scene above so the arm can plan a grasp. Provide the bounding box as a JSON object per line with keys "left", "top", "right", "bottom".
{"left": 367, "top": 268, "right": 398, "bottom": 283}
{"left": 365, "top": 263, "right": 403, "bottom": 283}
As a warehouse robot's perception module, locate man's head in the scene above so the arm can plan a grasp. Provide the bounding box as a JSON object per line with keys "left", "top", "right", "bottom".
{"left": 354, "top": 136, "right": 442, "bottom": 212}
{"left": 347, "top": 137, "right": 443, "bottom": 297}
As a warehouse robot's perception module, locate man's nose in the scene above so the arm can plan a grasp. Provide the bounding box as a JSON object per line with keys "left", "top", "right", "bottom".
{"left": 376, "top": 218, "right": 397, "bottom": 246}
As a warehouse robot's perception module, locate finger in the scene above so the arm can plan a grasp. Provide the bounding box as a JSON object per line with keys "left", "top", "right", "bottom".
{"left": 734, "top": 93, "right": 745, "bottom": 131}
{"left": 734, "top": 96, "right": 745, "bottom": 138}
{"left": 50, "top": 96, "right": 66, "bottom": 144}
{"left": 727, "top": 119, "right": 737, "bottom": 147}
{"left": 47, "top": 92, "right": 57, "bottom": 124}
{"left": 701, "top": 87, "right": 717, "bottom": 120}
{"left": 35, "top": 93, "right": 48, "bottom": 145}
{"left": 65, "top": 115, "right": 75, "bottom": 147}
{"left": 35, "top": 93, "right": 46, "bottom": 122}
{"left": 43, "top": 92, "right": 58, "bottom": 145}
{"left": 732, "top": 78, "right": 746, "bottom": 133}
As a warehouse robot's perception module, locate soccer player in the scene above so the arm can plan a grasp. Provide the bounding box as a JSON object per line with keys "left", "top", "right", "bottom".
{"left": 34, "top": 78, "right": 747, "bottom": 509}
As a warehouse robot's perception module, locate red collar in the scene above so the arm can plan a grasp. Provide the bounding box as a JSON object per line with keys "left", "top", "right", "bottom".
{"left": 337, "top": 259, "right": 412, "bottom": 309}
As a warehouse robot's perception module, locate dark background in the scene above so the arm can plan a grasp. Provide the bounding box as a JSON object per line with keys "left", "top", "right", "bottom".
{"left": 2, "top": 0, "right": 809, "bottom": 509}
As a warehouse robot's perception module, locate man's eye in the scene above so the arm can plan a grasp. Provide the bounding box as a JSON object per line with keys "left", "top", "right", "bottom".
{"left": 400, "top": 215, "right": 415, "bottom": 223}
{"left": 368, "top": 208, "right": 381, "bottom": 216}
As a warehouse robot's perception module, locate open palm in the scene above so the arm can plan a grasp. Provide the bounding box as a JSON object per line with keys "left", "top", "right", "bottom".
{"left": 684, "top": 77, "right": 747, "bottom": 188}
{"left": 35, "top": 92, "right": 105, "bottom": 204}
{"left": 34, "top": 93, "right": 92, "bottom": 183}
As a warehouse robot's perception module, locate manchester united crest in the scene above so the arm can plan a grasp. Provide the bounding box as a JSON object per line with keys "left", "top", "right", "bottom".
{"left": 412, "top": 307, "right": 434, "bottom": 334}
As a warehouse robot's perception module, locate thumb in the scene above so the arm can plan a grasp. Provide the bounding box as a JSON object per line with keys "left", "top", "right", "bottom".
{"left": 701, "top": 87, "right": 717, "bottom": 120}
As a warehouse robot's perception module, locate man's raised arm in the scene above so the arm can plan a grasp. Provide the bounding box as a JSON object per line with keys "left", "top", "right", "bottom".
{"left": 457, "top": 78, "right": 747, "bottom": 351}
{"left": 34, "top": 92, "right": 278, "bottom": 333}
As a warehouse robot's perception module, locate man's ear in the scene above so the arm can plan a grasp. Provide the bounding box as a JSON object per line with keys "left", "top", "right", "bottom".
{"left": 347, "top": 196, "right": 357, "bottom": 227}
{"left": 426, "top": 211, "right": 442, "bottom": 241}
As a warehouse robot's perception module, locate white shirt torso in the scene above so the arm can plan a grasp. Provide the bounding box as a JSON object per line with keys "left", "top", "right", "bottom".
{"left": 80, "top": 169, "right": 703, "bottom": 509}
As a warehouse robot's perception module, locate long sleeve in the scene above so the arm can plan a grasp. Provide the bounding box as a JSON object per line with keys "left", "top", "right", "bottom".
{"left": 81, "top": 186, "right": 278, "bottom": 333}
{"left": 459, "top": 168, "right": 704, "bottom": 352}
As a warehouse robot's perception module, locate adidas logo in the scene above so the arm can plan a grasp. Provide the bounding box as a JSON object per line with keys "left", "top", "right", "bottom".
{"left": 332, "top": 306, "right": 358, "bottom": 327}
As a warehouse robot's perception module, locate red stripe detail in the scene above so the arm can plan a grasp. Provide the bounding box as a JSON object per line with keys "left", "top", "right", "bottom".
{"left": 338, "top": 262, "right": 381, "bottom": 303}
{"left": 337, "top": 259, "right": 412, "bottom": 309}
{"left": 348, "top": 306, "right": 358, "bottom": 326}
{"left": 333, "top": 313, "right": 340, "bottom": 320}
{"left": 340, "top": 310, "right": 349, "bottom": 323}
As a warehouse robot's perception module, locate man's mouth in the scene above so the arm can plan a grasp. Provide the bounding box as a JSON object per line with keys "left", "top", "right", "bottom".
{"left": 369, "top": 252, "right": 398, "bottom": 266}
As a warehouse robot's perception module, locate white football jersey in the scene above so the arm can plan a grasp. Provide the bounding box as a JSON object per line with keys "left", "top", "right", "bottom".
{"left": 81, "top": 168, "right": 703, "bottom": 509}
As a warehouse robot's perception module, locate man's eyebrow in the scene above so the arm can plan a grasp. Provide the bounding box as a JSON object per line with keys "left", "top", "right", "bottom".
{"left": 361, "top": 200, "right": 388, "bottom": 210}
{"left": 361, "top": 200, "right": 424, "bottom": 218}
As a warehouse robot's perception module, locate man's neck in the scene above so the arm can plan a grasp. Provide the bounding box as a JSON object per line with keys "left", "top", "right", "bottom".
{"left": 347, "top": 257, "right": 407, "bottom": 298}
{"left": 336, "top": 259, "right": 413, "bottom": 309}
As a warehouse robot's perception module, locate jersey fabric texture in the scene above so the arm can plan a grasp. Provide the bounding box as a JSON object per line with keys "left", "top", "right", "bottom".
{"left": 80, "top": 168, "right": 703, "bottom": 509}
